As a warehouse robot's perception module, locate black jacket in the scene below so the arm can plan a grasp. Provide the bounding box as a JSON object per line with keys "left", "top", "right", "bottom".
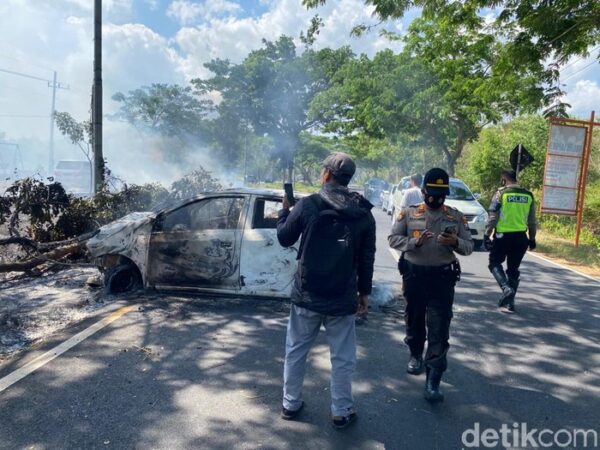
{"left": 277, "top": 184, "right": 376, "bottom": 316}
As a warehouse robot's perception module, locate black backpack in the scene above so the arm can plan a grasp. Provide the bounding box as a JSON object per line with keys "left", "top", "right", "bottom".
{"left": 298, "top": 194, "right": 356, "bottom": 296}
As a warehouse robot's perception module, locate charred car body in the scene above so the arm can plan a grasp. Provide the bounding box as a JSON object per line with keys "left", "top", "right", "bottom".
{"left": 87, "top": 189, "right": 301, "bottom": 297}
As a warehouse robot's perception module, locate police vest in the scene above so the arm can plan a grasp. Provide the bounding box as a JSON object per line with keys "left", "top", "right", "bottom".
{"left": 496, "top": 187, "right": 533, "bottom": 233}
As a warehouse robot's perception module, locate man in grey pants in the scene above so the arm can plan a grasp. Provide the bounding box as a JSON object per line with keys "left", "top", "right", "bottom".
{"left": 277, "top": 152, "right": 376, "bottom": 429}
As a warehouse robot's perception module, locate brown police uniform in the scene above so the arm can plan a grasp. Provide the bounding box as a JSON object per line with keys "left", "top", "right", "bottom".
{"left": 389, "top": 203, "right": 473, "bottom": 372}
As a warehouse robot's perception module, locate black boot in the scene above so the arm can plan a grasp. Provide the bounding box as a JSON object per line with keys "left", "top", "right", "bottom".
{"left": 424, "top": 367, "right": 444, "bottom": 403}
{"left": 407, "top": 354, "right": 424, "bottom": 375}
{"left": 506, "top": 278, "right": 520, "bottom": 312}
{"left": 490, "top": 265, "right": 515, "bottom": 307}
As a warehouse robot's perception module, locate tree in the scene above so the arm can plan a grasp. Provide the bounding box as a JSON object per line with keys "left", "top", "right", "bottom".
{"left": 111, "top": 83, "right": 211, "bottom": 163}
{"left": 54, "top": 112, "right": 95, "bottom": 193}
{"left": 457, "top": 115, "right": 549, "bottom": 200}
{"left": 193, "top": 36, "right": 354, "bottom": 180}
{"left": 303, "top": 0, "right": 600, "bottom": 65}
{"left": 311, "top": 14, "right": 549, "bottom": 175}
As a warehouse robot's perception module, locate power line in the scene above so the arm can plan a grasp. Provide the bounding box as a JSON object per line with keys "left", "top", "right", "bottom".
{"left": 562, "top": 59, "right": 599, "bottom": 82}
{"left": 560, "top": 44, "right": 600, "bottom": 73}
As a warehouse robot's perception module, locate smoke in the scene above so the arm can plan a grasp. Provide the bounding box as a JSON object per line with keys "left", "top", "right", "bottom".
{"left": 102, "top": 121, "right": 242, "bottom": 188}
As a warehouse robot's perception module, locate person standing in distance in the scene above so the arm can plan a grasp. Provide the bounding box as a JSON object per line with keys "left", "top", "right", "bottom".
{"left": 400, "top": 173, "right": 424, "bottom": 208}
{"left": 389, "top": 168, "right": 473, "bottom": 402}
{"left": 485, "top": 169, "right": 537, "bottom": 313}
{"left": 277, "top": 152, "right": 376, "bottom": 428}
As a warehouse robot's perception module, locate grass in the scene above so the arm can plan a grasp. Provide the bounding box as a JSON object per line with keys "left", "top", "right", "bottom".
{"left": 535, "top": 229, "right": 600, "bottom": 277}
{"left": 249, "top": 182, "right": 318, "bottom": 194}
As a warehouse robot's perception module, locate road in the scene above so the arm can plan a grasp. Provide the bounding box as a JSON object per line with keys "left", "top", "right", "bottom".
{"left": 1, "top": 208, "right": 599, "bottom": 450}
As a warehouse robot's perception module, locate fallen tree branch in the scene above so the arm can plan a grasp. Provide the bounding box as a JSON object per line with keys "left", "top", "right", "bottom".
{"left": 0, "top": 237, "right": 38, "bottom": 249}
{"left": 0, "top": 243, "right": 82, "bottom": 273}
{"left": 0, "top": 229, "right": 98, "bottom": 251}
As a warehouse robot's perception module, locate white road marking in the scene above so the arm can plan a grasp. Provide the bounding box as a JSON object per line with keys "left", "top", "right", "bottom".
{"left": 389, "top": 247, "right": 599, "bottom": 285}
{"left": 526, "top": 251, "right": 600, "bottom": 284}
{"left": 0, "top": 304, "right": 136, "bottom": 394}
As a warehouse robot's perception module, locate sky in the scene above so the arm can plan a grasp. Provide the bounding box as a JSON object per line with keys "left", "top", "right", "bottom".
{"left": 0, "top": 0, "right": 598, "bottom": 184}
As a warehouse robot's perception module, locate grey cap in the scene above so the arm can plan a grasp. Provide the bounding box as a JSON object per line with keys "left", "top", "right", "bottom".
{"left": 322, "top": 152, "right": 356, "bottom": 183}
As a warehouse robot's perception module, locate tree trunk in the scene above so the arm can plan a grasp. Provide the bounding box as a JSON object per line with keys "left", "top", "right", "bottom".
{"left": 0, "top": 243, "right": 82, "bottom": 273}
{"left": 297, "top": 165, "right": 313, "bottom": 185}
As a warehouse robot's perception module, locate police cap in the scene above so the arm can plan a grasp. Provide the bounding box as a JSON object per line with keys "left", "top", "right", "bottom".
{"left": 422, "top": 167, "right": 450, "bottom": 195}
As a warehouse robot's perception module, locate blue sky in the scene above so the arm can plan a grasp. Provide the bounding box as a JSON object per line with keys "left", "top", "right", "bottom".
{"left": 0, "top": 0, "right": 598, "bottom": 183}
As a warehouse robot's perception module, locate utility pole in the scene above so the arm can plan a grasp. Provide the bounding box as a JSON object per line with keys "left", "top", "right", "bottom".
{"left": 0, "top": 67, "right": 68, "bottom": 176}
{"left": 92, "top": 0, "right": 104, "bottom": 193}
{"left": 48, "top": 71, "right": 58, "bottom": 176}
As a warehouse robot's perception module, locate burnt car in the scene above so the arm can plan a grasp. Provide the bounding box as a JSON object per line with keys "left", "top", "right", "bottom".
{"left": 86, "top": 189, "right": 301, "bottom": 297}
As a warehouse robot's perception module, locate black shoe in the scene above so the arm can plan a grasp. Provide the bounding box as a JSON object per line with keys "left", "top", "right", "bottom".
{"left": 281, "top": 401, "right": 304, "bottom": 420}
{"left": 491, "top": 265, "right": 515, "bottom": 307}
{"left": 497, "top": 285, "right": 515, "bottom": 307}
{"left": 407, "top": 355, "right": 424, "bottom": 375}
{"left": 424, "top": 368, "right": 444, "bottom": 403}
{"left": 332, "top": 412, "right": 357, "bottom": 429}
{"left": 501, "top": 302, "right": 516, "bottom": 313}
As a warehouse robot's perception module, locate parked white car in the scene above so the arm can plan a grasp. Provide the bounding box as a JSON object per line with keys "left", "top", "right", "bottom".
{"left": 382, "top": 185, "right": 397, "bottom": 214}
{"left": 389, "top": 177, "right": 488, "bottom": 250}
{"left": 87, "top": 189, "right": 302, "bottom": 297}
{"left": 389, "top": 176, "right": 412, "bottom": 220}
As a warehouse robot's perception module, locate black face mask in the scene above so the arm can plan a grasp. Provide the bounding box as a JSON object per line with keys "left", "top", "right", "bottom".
{"left": 424, "top": 194, "right": 445, "bottom": 209}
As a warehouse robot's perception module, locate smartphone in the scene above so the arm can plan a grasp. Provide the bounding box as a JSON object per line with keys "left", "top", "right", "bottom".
{"left": 283, "top": 183, "right": 296, "bottom": 206}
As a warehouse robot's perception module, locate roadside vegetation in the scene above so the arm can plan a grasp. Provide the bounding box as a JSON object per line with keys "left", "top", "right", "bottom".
{"left": 2, "top": 0, "right": 599, "bottom": 274}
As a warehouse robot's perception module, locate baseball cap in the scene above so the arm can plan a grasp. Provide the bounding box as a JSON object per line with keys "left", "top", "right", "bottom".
{"left": 422, "top": 168, "right": 450, "bottom": 195}
{"left": 322, "top": 152, "right": 356, "bottom": 183}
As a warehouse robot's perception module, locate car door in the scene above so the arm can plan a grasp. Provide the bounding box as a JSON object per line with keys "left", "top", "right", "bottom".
{"left": 147, "top": 195, "right": 248, "bottom": 292}
{"left": 238, "top": 196, "right": 298, "bottom": 297}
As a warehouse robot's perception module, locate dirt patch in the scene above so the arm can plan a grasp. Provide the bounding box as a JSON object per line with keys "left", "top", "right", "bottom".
{"left": 0, "top": 266, "right": 116, "bottom": 360}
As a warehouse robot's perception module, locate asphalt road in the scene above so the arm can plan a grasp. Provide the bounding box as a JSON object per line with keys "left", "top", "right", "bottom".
{"left": 1, "top": 208, "right": 599, "bottom": 450}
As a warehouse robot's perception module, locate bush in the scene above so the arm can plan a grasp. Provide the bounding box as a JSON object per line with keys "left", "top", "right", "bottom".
{"left": 0, "top": 167, "right": 222, "bottom": 242}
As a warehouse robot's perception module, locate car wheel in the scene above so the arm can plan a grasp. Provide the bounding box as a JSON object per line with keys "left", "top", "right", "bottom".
{"left": 390, "top": 208, "right": 395, "bottom": 223}
{"left": 105, "top": 263, "right": 142, "bottom": 294}
{"left": 474, "top": 239, "right": 484, "bottom": 251}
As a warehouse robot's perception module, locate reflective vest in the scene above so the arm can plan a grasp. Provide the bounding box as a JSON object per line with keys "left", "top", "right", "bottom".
{"left": 496, "top": 187, "right": 533, "bottom": 233}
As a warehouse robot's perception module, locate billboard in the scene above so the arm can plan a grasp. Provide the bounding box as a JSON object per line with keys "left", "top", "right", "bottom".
{"left": 541, "top": 124, "right": 587, "bottom": 215}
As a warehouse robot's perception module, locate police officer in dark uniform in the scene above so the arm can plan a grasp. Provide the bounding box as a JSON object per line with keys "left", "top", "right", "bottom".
{"left": 389, "top": 168, "right": 474, "bottom": 402}
{"left": 485, "top": 169, "right": 537, "bottom": 313}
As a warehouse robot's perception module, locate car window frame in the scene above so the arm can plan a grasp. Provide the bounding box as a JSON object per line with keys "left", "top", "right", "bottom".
{"left": 153, "top": 195, "right": 248, "bottom": 233}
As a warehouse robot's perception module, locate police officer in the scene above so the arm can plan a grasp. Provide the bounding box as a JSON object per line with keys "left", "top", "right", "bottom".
{"left": 485, "top": 169, "right": 536, "bottom": 313}
{"left": 389, "top": 168, "right": 473, "bottom": 403}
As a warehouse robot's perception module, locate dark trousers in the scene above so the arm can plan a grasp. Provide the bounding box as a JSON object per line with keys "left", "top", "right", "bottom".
{"left": 489, "top": 232, "right": 529, "bottom": 279}
{"left": 402, "top": 272, "right": 455, "bottom": 372}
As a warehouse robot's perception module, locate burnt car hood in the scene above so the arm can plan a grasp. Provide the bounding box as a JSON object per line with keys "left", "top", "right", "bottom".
{"left": 87, "top": 211, "right": 155, "bottom": 257}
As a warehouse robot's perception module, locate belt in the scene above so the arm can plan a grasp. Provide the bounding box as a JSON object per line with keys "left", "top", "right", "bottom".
{"left": 404, "top": 261, "right": 454, "bottom": 276}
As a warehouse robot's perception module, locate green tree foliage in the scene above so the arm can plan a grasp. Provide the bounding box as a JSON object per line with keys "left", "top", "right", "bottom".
{"left": 169, "top": 168, "right": 222, "bottom": 200}
{"left": 111, "top": 83, "right": 211, "bottom": 163}
{"left": 303, "top": 0, "right": 600, "bottom": 65}
{"left": 54, "top": 112, "right": 93, "bottom": 164}
{"left": 1, "top": 178, "right": 70, "bottom": 241}
{"left": 457, "top": 116, "right": 549, "bottom": 200}
{"left": 312, "top": 14, "right": 547, "bottom": 175}
{"left": 193, "top": 36, "right": 354, "bottom": 179}
{"left": 0, "top": 168, "right": 221, "bottom": 242}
